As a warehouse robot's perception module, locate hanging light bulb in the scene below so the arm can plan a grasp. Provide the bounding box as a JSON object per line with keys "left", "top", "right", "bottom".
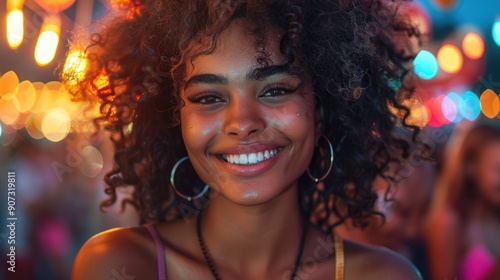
{"left": 6, "top": 0, "right": 25, "bottom": 49}
{"left": 34, "top": 14, "right": 61, "bottom": 66}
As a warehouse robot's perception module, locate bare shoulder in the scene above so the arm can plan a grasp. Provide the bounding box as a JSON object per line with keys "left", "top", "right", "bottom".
{"left": 344, "top": 239, "right": 422, "bottom": 280}
{"left": 71, "top": 226, "right": 157, "bottom": 280}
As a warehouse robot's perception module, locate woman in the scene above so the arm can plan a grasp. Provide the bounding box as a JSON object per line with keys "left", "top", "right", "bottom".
{"left": 66, "top": 0, "right": 423, "bottom": 279}
{"left": 427, "top": 121, "right": 500, "bottom": 280}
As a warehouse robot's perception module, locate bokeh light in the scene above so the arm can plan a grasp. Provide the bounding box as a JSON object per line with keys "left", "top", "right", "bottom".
{"left": 0, "top": 124, "right": 16, "bottom": 146}
{"left": 480, "top": 89, "right": 500, "bottom": 118}
{"left": 35, "top": 29, "right": 60, "bottom": 66}
{"left": 6, "top": 10, "right": 24, "bottom": 49}
{"left": 41, "top": 108, "right": 71, "bottom": 142}
{"left": 80, "top": 145, "right": 104, "bottom": 178}
{"left": 34, "top": 15, "right": 61, "bottom": 66}
{"left": 442, "top": 92, "right": 462, "bottom": 123}
{"left": 34, "top": 0, "right": 76, "bottom": 13}
{"left": 413, "top": 50, "right": 439, "bottom": 80}
{"left": 459, "top": 91, "right": 481, "bottom": 121}
{"left": 432, "top": 0, "right": 457, "bottom": 9}
{"left": 0, "top": 123, "right": 2, "bottom": 138}
{"left": 462, "top": 33, "right": 484, "bottom": 59}
{"left": 13, "top": 81, "right": 36, "bottom": 113}
{"left": 0, "top": 71, "right": 19, "bottom": 97}
{"left": 25, "top": 113, "right": 45, "bottom": 140}
{"left": 0, "top": 93, "right": 20, "bottom": 125}
{"left": 426, "top": 96, "right": 449, "bottom": 127}
{"left": 493, "top": 19, "right": 500, "bottom": 47}
{"left": 437, "top": 44, "right": 463, "bottom": 74}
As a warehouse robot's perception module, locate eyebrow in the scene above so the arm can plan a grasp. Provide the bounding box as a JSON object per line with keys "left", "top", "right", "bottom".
{"left": 183, "top": 65, "right": 294, "bottom": 90}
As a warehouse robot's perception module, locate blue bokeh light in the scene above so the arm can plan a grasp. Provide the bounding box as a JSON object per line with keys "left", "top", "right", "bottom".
{"left": 413, "top": 50, "right": 439, "bottom": 80}
{"left": 444, "top": 92, "right": 463, "bottom": 123}
{"left": 459, "top": 91, "right": 481, "bottom": 121}
{"left": 0, "top": 123, "right": 2, "bottom": 139}
{"left": 493, "top": 20, "right": 500, "bottom": 47}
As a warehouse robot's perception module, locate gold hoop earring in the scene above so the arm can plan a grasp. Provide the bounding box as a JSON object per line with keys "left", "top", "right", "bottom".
{"left": 170, "top": 156, "right": 209, "bottom": 201}
{"left": 306, "top": 135, "right": 334, "bottom": 183}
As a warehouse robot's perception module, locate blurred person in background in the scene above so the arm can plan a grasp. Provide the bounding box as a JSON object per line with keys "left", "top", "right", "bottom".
{"left": 427, "top": 121, "right": 500, "bottom": 280}
{"left": 334, "top": 160, "right": 435, "bottom": 279}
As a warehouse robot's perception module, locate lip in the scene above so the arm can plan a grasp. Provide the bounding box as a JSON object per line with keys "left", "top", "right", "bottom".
{"left": 211, "top": 142, "right": 285, "bottom": 177}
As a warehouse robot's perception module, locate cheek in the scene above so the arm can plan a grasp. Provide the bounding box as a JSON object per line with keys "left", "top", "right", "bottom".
{"left": 180, "top": 109, "right": 221, "bottom": 155}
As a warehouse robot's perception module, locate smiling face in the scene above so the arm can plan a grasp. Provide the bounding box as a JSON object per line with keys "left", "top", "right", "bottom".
{"left": 179, "top": 19, "right": 317, "bottom": 206}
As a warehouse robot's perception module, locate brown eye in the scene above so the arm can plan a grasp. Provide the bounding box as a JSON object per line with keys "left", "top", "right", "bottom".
{"left": 188, "top": 93, "right": 225, "bottom": 105}
{"left": 260, "top": 87, "right": 292, "bottom": 98}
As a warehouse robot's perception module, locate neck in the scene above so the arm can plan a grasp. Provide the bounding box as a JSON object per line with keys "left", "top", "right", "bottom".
{"left": 200, "top": 183, "right": 305, "bottom": 277}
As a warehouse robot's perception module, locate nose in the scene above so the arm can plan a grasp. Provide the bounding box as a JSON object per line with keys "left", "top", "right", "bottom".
{"left": 223, "top": 96, "right": 265, "bottom": 139}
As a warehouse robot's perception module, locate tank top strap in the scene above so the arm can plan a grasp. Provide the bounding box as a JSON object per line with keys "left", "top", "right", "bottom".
{"left": 145, "top": 224, "right": 167, "bottom": 280}
{"left": 334, "top": 235, "right": 345, "bottom": 280}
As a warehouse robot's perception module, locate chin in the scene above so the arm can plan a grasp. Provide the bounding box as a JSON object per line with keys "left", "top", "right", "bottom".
{"left": 211, "top": 179, "right": 297, "bottom": 207}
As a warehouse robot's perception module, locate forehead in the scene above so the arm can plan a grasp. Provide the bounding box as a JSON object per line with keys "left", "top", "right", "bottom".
{"left": 184, "top": 19, "right": 285, "bottom": 78}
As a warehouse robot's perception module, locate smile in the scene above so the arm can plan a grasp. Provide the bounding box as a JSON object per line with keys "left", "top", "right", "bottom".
{"left": 220, "top": 148, "right": 283, "bottom": 165}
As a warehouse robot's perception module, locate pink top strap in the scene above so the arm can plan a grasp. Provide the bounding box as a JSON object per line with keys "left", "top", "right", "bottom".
{"left": 145, "top": 224, "right": 167, "bottom": 280}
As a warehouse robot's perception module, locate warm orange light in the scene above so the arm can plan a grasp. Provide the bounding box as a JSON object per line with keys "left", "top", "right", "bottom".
{"left": 34, "top": 0, "right": 76, "bottom": 13}
{"left": 41, "top": 108, "right": 71, "bottom": 142}
{"left": 437, "top": 44, "right": 463, "bottom": 74}
{"left": 13, "top": 81, "right": 36, "bottom": 113}
{"left": 480, "top": 89, "right": 500, "bottom": 118}
{"left": 0, "top": 71, "right": 19, "bottom": 97}
{"left": 34, "top": 15, "right": 61, "bottom": 66}
{"left": 433, "top": 0, "right": 457, "bottom": 8}
{"left": 387, "top": 97, "right": 430, "bottom": 128}
{"left": 25, "top": 113, "right": 45, "bottom": 140}
{"left": 6, "top": 10, "right": 24, "bottom": 49}
{"left": 462, "top": 33, "right": 484, "bottom": 60}
{"left": 0, "top": 93, "right": 20, "bottom": 125}
{"left": 90, "top": 72, "right": 110, "bottom": 95}
{"left": 64, "top": 50, "right": 87, "bottom": 84}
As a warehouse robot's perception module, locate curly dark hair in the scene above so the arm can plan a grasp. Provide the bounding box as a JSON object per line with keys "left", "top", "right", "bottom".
{"left": 63, "top": 0, "right": 423, "bottom": 232}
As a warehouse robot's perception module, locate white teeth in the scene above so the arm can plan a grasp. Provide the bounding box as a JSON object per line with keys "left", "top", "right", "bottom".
{"left": 223, "top": 149, "right": 281, "bottom": 165}
{"left": 248, "top": 153, "right": 257, "bottom": 164}
{"left": 240, "top": 154, "right": 248, "bottom": 164}
{"left": 257, "top": 152, "right": 264, "bottom": 162}
{"left": 264, "top": 150, "right": 270, "bottom": 159}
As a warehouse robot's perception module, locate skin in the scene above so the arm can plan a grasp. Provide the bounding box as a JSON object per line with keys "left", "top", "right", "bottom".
{"left": 71, "top": 19, "right": 421, "bottom": 280}
{"left": 427, "top": 141, "right": 500, "bottom": 280}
